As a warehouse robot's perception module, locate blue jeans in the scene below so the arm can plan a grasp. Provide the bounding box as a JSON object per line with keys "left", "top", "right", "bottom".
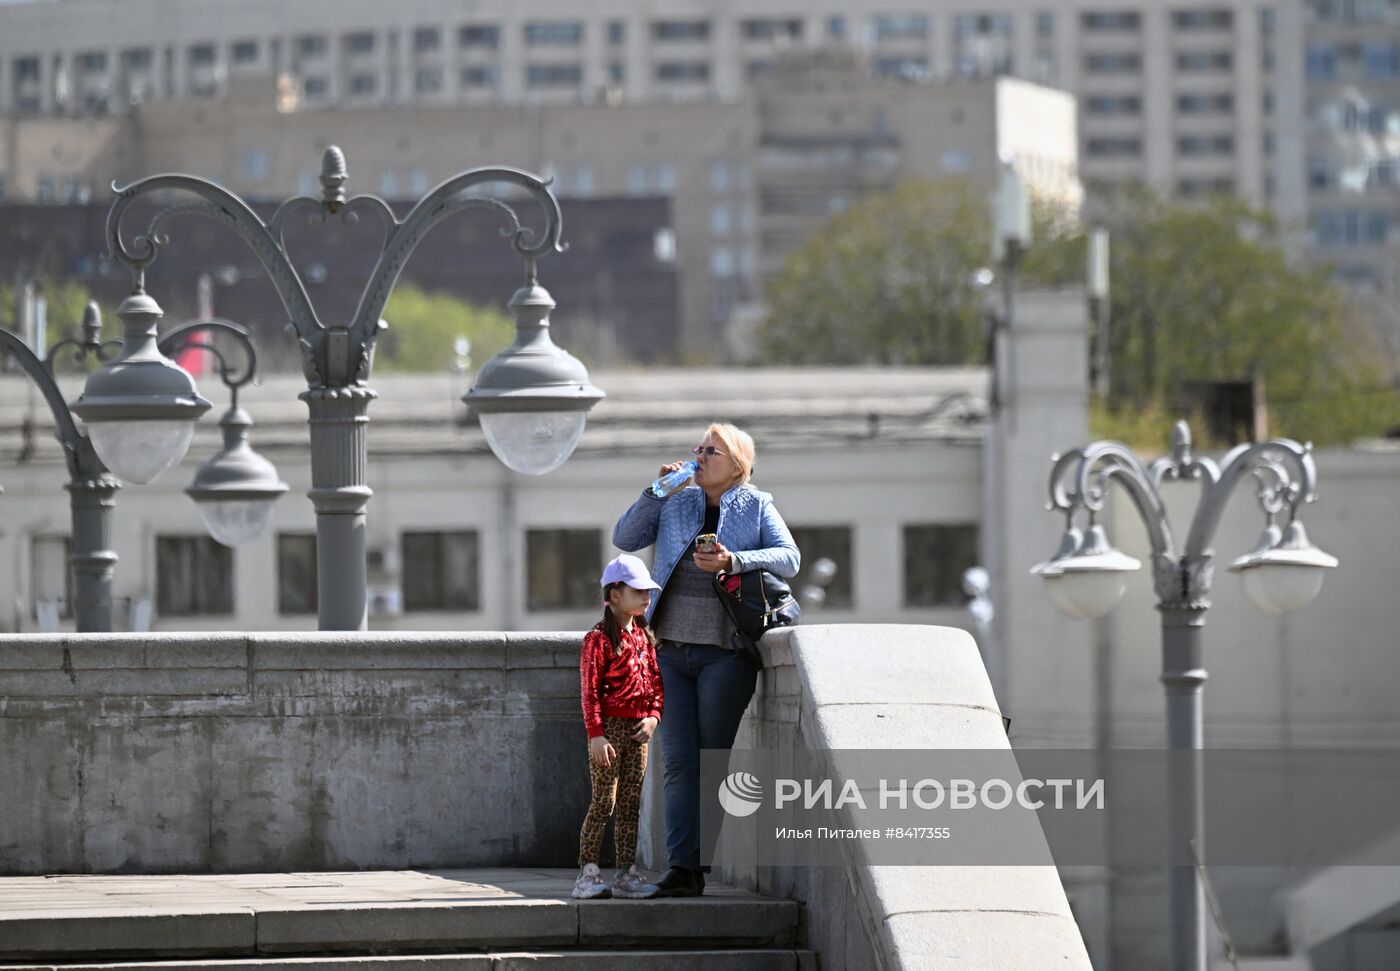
{"left": 656, "top": 640, "right": 758, "bottom": 871}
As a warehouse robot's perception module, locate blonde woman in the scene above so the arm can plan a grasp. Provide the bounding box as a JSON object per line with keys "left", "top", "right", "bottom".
{"left": 612, "top": 422, "right": 800, "bottom": 896}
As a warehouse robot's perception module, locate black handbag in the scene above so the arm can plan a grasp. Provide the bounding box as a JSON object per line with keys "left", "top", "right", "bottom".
{"left": 713, "top": 570, "right": 801, "bottom": 668}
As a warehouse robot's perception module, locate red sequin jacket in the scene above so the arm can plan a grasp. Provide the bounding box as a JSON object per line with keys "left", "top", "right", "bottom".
{"left": 579, "top": 621, "right": 664, "bottom": 739}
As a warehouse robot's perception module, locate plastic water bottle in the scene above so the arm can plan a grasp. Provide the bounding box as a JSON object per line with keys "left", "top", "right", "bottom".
{"left": 650, "top": 460, "right": 697, "bottom": 498}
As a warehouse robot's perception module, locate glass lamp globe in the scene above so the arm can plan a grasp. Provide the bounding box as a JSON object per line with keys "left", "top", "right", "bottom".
{"left": 1229, "top": 521, "right": 1338, "bottom": 616}
{"left": 185, "top": 406, "right": 288, "bottom": 547}
{"left": 464, "top": 283, "right": 603, "bottom": 475}
{"left": 478, "top": 410, "right": 588, "bottom": 476}
{"left": 1033, "top": 523, "right": 1140, "bottom": 620}
{"left": 71, "top": 292, "right": 210, "bottom": 484}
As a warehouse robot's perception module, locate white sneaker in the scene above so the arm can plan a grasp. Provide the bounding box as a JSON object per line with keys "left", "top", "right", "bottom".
{"left": 572, "top": 862, "right": 611, "bottom": 899}
{"left": 612, "top": 864, "right": 660, "bottom": 899}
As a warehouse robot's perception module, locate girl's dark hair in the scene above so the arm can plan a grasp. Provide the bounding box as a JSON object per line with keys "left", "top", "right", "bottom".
{"left": 602, "top": 582, "right": 658, "bottom": 655}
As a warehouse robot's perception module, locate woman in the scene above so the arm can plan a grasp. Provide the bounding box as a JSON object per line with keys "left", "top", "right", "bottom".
{"left": 612, "top": 422, "right": 800, "bottom": 897}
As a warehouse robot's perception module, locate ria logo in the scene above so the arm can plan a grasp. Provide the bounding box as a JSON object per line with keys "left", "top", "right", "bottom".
{"left": 717, "top": 771, "right": 764, "bottom": 817}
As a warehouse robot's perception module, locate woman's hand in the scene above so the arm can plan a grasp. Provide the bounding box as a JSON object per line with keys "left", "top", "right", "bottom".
{"left": 693, "top": 540, "right": 734, "bottom": 574}
{"left": 632, "top": 716, "right": 658, "bottom": 742}
{"left": 658, "top": 460, "right": 692, "bottom": 480}
{"left": 589, "top": 736, "right": 616, "bottom": 768}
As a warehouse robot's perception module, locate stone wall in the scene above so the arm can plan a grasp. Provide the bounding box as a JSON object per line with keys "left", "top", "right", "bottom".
{"left": 0, "top": 631, "right": 590, "bottom": 873}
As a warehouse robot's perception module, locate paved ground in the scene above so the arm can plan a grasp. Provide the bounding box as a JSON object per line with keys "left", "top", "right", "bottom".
{"left": 0, "top": 869, "right": 759, "bottom": 916}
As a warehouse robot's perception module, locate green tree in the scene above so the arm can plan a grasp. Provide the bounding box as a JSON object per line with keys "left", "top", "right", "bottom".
{"left": 377, "top": 282, "right": 514, "bottom": 373}
{"left": 0, "top": 280, "right": 118, "bottom": 369}
{"left": 760, "top": 179, "right": 1400, "bottom": 444}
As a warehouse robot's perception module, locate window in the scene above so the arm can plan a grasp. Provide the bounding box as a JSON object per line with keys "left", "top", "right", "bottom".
{"left": 402, "top": 530, "right": 479, "bottom": 612}
{"left": 1085, "top": 137, "right": 1143, "bottom": 157}
{"left": 608, "top": 20, "right": 626, "bottom": 44}
{"left": 525, "top": 21, "right": 584, "bottom": 46}
{"left": 1312, "top": 210, "right": 1388, "bottom": 247}
{"left": 1085, "top": 94, "right": 1142, "bottom": 115}
{"left": 277, "top": 533, "right": 317, "bottom": 615}
{"left": 656, "top": 163, "right": 677, "bottom": 193}
{"left": 656, "top": 61, "right": 709, "bottom": 82}
{"left": 1084, "top": 52, "right": 1141, "bottom": 73}
{"left": 296, "top": 34, "right": 328, "bottom": 57}
{"left": 828, "top": 15, "right": 847, "bottom": 39}
{"left": 1172, "top": 9, "right": 1233, "bottom": 30}
{"left": 230, "top": 40, "right": 258, "bottom": 64}
{"left": 461, "top": 65, "right": 498, "bottom": 88}
{"left": 413, "top": 27, "right": 441, "bottom": 53}
{"left": 1177, "top": 134, "right": 1234, "bottom": 155}
{"left": 710, "top": 247, "right": 734, "bottom": 278}
{"left": 1081, "top": 12, "right": 1140, "bottom": 30}
{"left": 526, "top": 528, "right": 601, "bottom": 610}
{"left": 349, "top": 73, "right": 377, "bottom": 95}
{"left": 1036, "top": 11, "right": 1055, "bottom": 37}
{"left": 408, "top": 168, "right": 429, "bottom": 195}
{"left": 379, "top": 169, "right": 399, "bottom": 196}
{"left": 14, "top": 56, "right": 40, "bottom": 82}
{"left": 748, "top": 60, "right": 775, "bottom": 79}
{"left": 1176, "top": 93, "right": 1233, "bottom": 113}
{"left": 711, "top": 204, "right": 731, "bottom": 235}
{"left": 526, "top": 63, "right": 582, "bottom": 87}
{"left": 874, "top": 56, "right": 929, "bottom": 79}
{"left": 1177, "top": 177, "right": 1235, "bottom": 197}
{"left": 788, "top": 526, "right": 853, "bottom": 609}
{"left": 709, "top": 160, "right": 730, "bottom": 192}
{"left": 1308, "top": 44, "right": 1336, "bottom": 79}
{"left": 188, "top": 44, "right": 216, "bottom": 67}
{"left": 903, "top": 524, "right": 979, "bottom": 608}
{"left": 628, "top": 163, "right": 648, "bottom": 194}
{"left": 742, "top": 19, "right": 803, "bottom": 41}
{"left": 573, "top": 165, "right": 594, "bottom": 197}
{"left": 1365, "top": 43, "right": 1400, "bottom": 78}
{"left": 75, "top": 51, "right": 108, "bottom": 73}
{"left": 157, "top": 536, "right": 233, "bottom": 617}
{"left": 1176, "top": 51, "right": 1233, "bottom": 71}
{"left": 240, "top": 150, "right": 269, "bottom": 182}
{"left": 121, "top": 47, "right": 153, "bottom": 69}
{"left": 941, "top": 149, "right": 971, "bottom": 172}
{"left": 870, "top": 13, "right": 929, "bottom": 40}
{"left": 345, "top": 32, "right": 375, "bottom": 55}
{"left": 652, "top": 20, "right": 710, "bottom": 42}
{"left": 416, "top": 67, "right": 443, "bottom": 93}
{"left": 30, "top": 534, "right": 72, "bottom": 622}
{"left": 302, "top": 76, "right": 328, "bottom": 97}
{"left": 460, "top": 24, "right": 500, "bottom": 48}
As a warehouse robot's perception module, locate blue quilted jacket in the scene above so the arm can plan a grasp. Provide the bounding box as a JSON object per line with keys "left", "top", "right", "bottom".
{"left": 612, "top": 483, "right": 801, "bottom": 623}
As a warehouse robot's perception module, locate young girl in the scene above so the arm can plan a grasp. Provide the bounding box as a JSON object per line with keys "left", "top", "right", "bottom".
{"left": 573, "top": 554, "right": 665, "bottom": 900}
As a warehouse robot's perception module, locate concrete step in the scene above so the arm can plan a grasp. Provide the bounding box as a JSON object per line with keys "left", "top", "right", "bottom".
{"left": 0, "top": 871, "right": 802, "bottom": 962}
{"left": 0, "top": 950, "right": 820, "bottom": 971}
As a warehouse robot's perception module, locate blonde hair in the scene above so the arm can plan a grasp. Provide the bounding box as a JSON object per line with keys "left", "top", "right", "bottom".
{"left": 706, "top": 422, "right": 755, "bottom": 486}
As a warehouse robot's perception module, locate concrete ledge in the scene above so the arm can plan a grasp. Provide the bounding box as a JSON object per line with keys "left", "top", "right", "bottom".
{"left": 577, "top": 898, "right": 799, "bottom": 945}
{"left": 0, "top": 910, "right": 255, "bottom": 960}
{"left": 254, "top": 901, "right": 577, "bottom": 953}
{"left": 0, "top": 953, "right": 813, "bottom": 971}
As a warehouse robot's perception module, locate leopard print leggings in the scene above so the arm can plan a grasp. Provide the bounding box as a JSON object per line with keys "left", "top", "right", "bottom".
{"left": 578, "top": 716, "right": 650, "bottom": 867}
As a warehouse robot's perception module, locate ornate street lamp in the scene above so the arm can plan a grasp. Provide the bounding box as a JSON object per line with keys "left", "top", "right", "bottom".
{"left": 1035, "top": 420, "right": 1338, "bottom": 971}
{"left": 105, "top": 146, "right": 603, "bottom": 629}
{"left": 158, "top": 318, "right": 288, "bottom": 547}
{"left": 0, "top": 303, "right": 280, "bottom": 630}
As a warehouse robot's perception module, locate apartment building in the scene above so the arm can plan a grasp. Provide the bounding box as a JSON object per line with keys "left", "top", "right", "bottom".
{"left": 0, "top": 54, "right": 1078, "bottom": 359}
{"left": 0, "top": 0, "right": 1292, "bottom": 206}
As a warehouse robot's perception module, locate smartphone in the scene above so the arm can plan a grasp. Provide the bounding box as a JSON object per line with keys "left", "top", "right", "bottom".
{"left": 695, "top": 533, "right": 718, "bottom": 553}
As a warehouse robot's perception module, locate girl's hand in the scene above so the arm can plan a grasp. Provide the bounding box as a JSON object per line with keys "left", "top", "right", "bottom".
{"left": 693, "top": 540, "right": 734, "bottom": 574}
{"left": 658, "top": 460, "right": 692, "bottom": 480}
{"left": 632, "top": 717, "right": 658, "bottom": 742}
{"left": 589, "top": 736, "right": 616, "bottom": 768}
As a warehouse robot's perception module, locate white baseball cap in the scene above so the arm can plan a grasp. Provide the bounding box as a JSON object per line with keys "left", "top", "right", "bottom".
{"left": 600, "top": 554, "right": 662, "bottom": 593}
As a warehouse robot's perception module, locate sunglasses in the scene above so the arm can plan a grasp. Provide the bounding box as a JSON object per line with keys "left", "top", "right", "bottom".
{"left": 691, "top": 445, "right": 728, "bottom": 457}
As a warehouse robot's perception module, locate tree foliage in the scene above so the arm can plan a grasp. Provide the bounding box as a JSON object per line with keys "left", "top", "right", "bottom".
{"left": 759, "top": 179, "right": 1400, "bottom": 445}
{"left": 378, "top": 282, "right": 514, "bottom": 373}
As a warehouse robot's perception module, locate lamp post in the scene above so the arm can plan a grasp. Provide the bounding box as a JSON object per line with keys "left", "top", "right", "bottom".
{"left": 0, "top": 304, "right": 281, "bottom": 631}
{"left": 1033, "top": 421, "right": 1338, "bottom": 971}
{"left": 102, "top": 146, "right": 603, "bottom": 630}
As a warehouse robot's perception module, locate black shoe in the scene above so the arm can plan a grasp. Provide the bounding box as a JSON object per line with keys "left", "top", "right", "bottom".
{"left": 654, "top": 865, "right": 703, "bottom": 897}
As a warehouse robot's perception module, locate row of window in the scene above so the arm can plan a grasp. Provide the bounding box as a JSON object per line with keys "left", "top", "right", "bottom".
{"left": 1084, "top": 93, "right": 1237, "bottom": 116}
{"left": 1084, "top": 50, "right": 1235, "bottom": 75}
{"left": 1308, "top": 41, "right": 1400, "bottom": 80}
{"left": 1312, "top": 209, "right": 1390, "bottom": 247}
{"left": 34, "top": 525, "right": 979, "bottom": 620}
